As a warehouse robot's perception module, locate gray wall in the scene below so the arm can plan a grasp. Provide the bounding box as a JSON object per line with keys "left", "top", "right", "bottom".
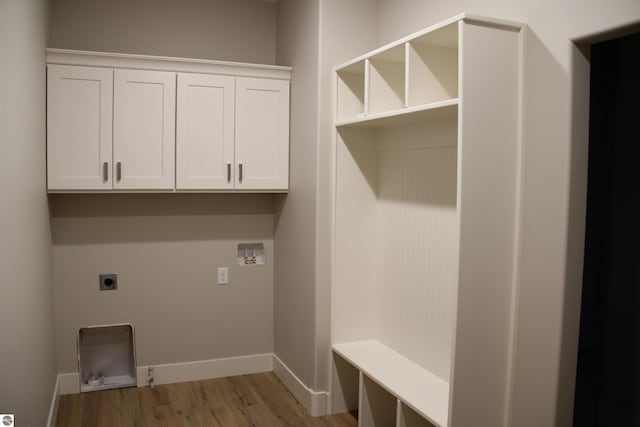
{"left": 375, "top": 0, "right": 640, "bottom": 425}
{"left": 0, "top": 0, "right": 57, "bottom": 425}
{"left": 273, "top": 0, "right": 378, "bottom": 393}
{"left": 47, "top": 0, "right": 279, "bottom": 374}
{"left": 274, "top": 0, "right": 321, "bottom": 388}
{"left": 49, "top": 0, "right": 277, "bottom": 64}
{"left": 51, "top": 195, "right": 275, "bottom": 372}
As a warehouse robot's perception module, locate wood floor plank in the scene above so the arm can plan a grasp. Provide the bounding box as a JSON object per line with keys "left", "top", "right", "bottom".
{"left": 204, "top": 376, "right": 254, "bottom": 426}
{"left": 245, "top": 372, "right": 312, "bottom": 426}
{"left": 56, "top": 372, "right": 357, "bottom": 427}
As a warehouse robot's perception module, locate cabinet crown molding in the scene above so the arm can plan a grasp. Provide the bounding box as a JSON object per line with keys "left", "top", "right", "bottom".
{"left": 46, "top": 48, "right": 292, "bottom": 80}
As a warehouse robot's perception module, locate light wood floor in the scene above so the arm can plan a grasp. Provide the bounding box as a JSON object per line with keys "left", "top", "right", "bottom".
{"left": 55, "top": 372, "right": 357, "bottom": 427}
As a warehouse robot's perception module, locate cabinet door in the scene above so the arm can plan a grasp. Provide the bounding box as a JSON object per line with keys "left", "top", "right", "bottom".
{"left": 176, "top": 73, "right": 235, "bottom": 190}
{"left": 235, "top": 78, "right": 289, "bottom": 191}
{"left": 47, "top": 65, "right": 113, "bottom": 190}
{"left": 113, "top": 69, "right": 176, "bottom": 190}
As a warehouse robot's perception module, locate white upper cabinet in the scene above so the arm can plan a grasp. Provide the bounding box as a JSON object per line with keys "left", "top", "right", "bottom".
{"left": 176, "top": 74, "right": 290, "bottom": 191}
{"left": 47, "top": 65, "right": 113, "bottom": 190}
{"left": 113, "top": 69, "right": 176, "bottom": 190}
{"left": 46, "top": 49, "right": 291, "bottom": 193}
{"left": 235, "top": 77, "right": 290, "bottom": 191}
{"left": 176, "top": 73, "right": 235, "bottom": 190}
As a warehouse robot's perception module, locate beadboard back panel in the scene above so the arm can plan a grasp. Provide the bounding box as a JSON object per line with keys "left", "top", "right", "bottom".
{"left": 333, "top": 120, "right": 459, "bottom": 381}
{"left": 376, "top": 135, "right": 458, "bottom": 382}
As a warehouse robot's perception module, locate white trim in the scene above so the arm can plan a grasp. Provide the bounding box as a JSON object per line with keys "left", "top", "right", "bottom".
{"left": 504, "top": 23, "right": 528, "bottom": 427}
{"left": 46, "top": 375, "right": 61, "bottom": 427}
{"left": 46, "top": 49, "right": 292, "bottom": 80}
{"left": 59, "top": 373, "right": 81, "bottom": 395}
{"left": 58, "top": 353, "right": 273, "bottom": 395}
{"left": 138, "top": 353, "right": 273, "bottom": 386}
{"left": 272, "top": 354, "right": 329, "bottom": 417}
{"left": 47, "top": 189, "right": 289, "bottom": 195}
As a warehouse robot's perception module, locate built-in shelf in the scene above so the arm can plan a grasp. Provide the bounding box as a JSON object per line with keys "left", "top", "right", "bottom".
{"left": 332, "top": 12, "right": 524, "bottom": 427}
{"left": 335, "top": 98, "right": 458, "bottom": 128}
{"left": 333, "top": 340, "right": 449, "bottom": 427}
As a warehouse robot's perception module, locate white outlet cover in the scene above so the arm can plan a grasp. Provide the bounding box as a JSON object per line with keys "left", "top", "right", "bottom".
{"left": 217, "top": 267, "right": 229, "bottom": 285}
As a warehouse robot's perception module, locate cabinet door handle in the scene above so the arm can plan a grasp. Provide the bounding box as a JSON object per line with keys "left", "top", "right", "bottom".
{"left": 103, "top": 162, "right": 109, "bottom": 181}
{"left": 239, "top": 163, "right": 243, "bottom": 183}
{"left": 116, "top": 162, "right": 122, "bottom": 182}
{"left": 227, "top": 163, "right": 231, "bottom": 183}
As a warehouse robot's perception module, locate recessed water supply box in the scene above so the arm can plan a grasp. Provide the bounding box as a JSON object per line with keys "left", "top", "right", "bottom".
{"left": 78, "top": 324, "right": 137, "bottom": 392}
{"left": 237, "top": 242, "right": 266, "bottom": 265}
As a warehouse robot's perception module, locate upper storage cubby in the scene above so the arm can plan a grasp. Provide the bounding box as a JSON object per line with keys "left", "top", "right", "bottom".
{"left": 368, "top": 44, "right": 406, "bottom": 115}
{"left": 336, "top": 60, "right": 366, "bottom": 122}
{"left": 335, "top": 20, "right": 460, "bottom": 127}
{"left": 407, "top": 24, "right": 458, "bottom": 107}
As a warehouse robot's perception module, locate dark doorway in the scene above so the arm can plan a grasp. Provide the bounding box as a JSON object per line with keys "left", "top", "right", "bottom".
{"left": 573, "top": 32, "right": 640, "bottom": 426}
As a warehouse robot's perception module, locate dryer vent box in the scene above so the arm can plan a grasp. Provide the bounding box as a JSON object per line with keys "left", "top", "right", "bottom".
{"left": 78, "top": 324, "right": 137, "bottom": 392}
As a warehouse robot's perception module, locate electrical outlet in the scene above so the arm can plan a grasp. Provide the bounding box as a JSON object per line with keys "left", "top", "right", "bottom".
{"left": 217, "top": 267, "right": 229, "bottom": 285}
{"left": 99, "top": 273, "right": 118, "bottom": 291}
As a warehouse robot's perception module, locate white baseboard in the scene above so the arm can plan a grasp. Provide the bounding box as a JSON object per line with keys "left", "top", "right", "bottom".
{"left": 272, "top": 354, "right": 329, "bottom": 417}
{"left": 137, "top": 353, "right": 273, "bottom": 387}
{"left": 57, "top": 353, "right": 273, "bottom": 395}
{"left": 46, "top": 374, "right": 61, "bottom": 427}
{"left": 58, "top": 373, "right": 80, "bottom": 395}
